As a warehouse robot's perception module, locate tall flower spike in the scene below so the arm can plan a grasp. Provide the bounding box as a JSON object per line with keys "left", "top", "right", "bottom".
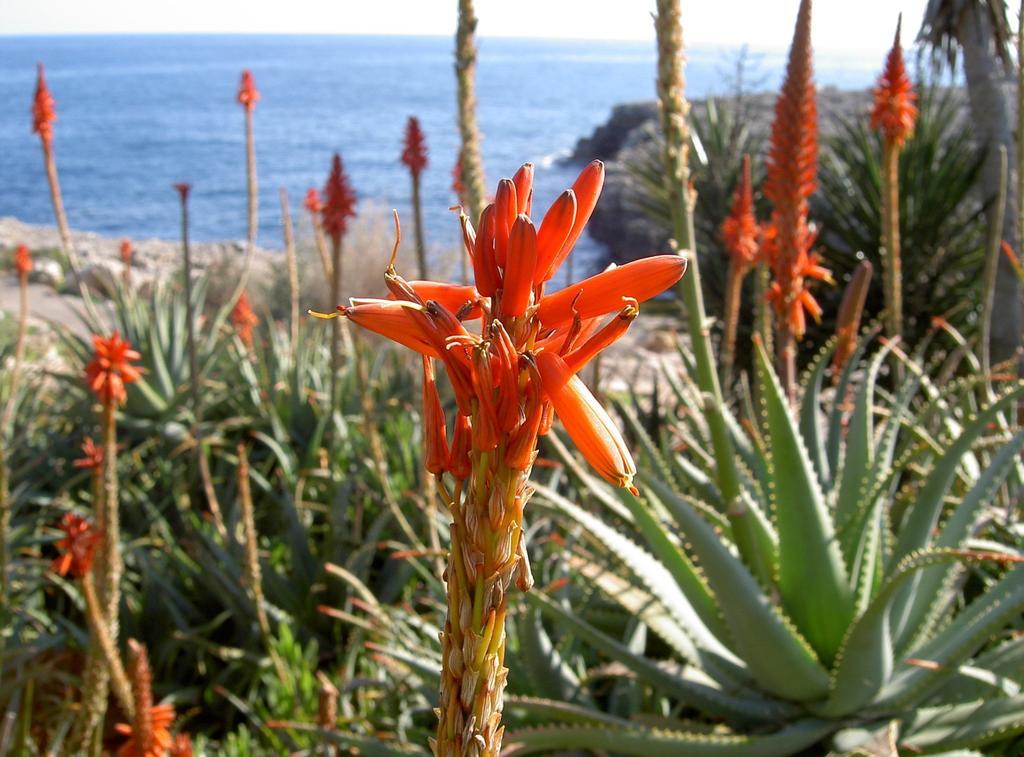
{"left": 401, "top": 116, "right": 429, "bottom": 177}
{"left": 763, "top": 0, "right": 827, "bottom": 393}
{"left": 231, "top": 291, "right": 259, "bottom": 349}
{"left": 52, "top": 513, "right": 102, "bottom": 578}
{"left": 871, "top": 17, "right": 917, "bottom": 149}
{"left": 237, "top": 69, "right": 260, "bottom": 112}
{"left": 116, "top": 640, "right": 176, "bottom": 757}
{"left": 326, "top": 162, "right": 685, "bottom": 754}
{"left": 32, "top": 63, "right": 56, "bottom": 148}
{"left": 84, "top": 332, "right": 142, "bottom": 406}
{"left": 322, "top": 154, "right": 357, "bottom": 248}
{"left": 14, "top": 245, "right": 32, "bottom": 277}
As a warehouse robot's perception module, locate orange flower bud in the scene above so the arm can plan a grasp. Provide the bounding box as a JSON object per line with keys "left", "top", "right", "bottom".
{"left": 537, "top": 254, "right": 686, "bottom": 327}
{"left": 120, "top": 239, "right": 133, "bottom": 266}
{"left": 422, "top": 358, "right": 450, "bottom": 475}
{"left": 342, "top": 300, "right": 442, "bottom": 357}
{"left": 535, "top": 351, "right": 636, "bottom": 492}
{"left": 534, "top": 190, "right": 577, "bottom": 284}
{"left": 449, "top": 413, "right": 473, "bottom": 479}
{"left": 14, "top": 245, "right": 32, "bottom": 277}
{"left": 470, "top": 346, "right": 500, "bottom": 451}
{"left": 73, "top": 436, "right": 104, "bottom": 470}
{"left": 493, "top": 179, "right": 517, "bottom": 268}
{"left": 32, "top": 63, "right": 56, "bottom": 149}
{"left": 388, "top": 281, "right": 482, "bottom": 319}
{"left": 538, "top": 160, "right": 603, "bottom": 282}
{"left": 84, "top": 331, "right": 142, "bottom": 406}
{"left": 562, "top": 298, "right": 638, "bottom": 373}
{"left": 512, "top": 162, "right": 534, "bottom": 215}
{"left": 832, "top": 260, "right": 872, "bottom": 378}
{"left": 473, "top": 205, "right": 501, "bottom": 297}
{"left": 501, "top": 215, "right": 537, "bottom": 318}
{"left": 237, "top": 69, "right": 260, "bottom": 111}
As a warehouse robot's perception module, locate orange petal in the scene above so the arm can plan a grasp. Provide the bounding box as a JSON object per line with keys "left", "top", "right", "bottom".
{"left": 473, "top": 204, "right": 500, "bottom": 296}
{"left": 501, "top": 215, "right": 537, "bottom": 318}
{"left": 421, "top": 358, "right": 450, "bottom": 475}
{"left": 539, "top": 160, "right": 603, "bottom": 282}
{"left": 535, "top": 351, "right": 636, "bottom": 491}
{"left": 344, "top": 300, "right": 441, "bottom": 357}
{"left": 537, "top": 254, "right": 686, "bottom": 327}
{"left": 512, "top": 162, "right": 534, "bottom": 216}
{"left": 389, "top": 281, "right": 482, "bottom": 319}
{"left": 562, "top": 298, "right": 638, "bottom": 373}
{"left": 448, "top": 413, "right": 472, "bottom": 479}
{"left": 533, "top": 190, "right": 577, "bottom": 284}
{"left": 494, "top": 179, "right": 517, "bottom": 269}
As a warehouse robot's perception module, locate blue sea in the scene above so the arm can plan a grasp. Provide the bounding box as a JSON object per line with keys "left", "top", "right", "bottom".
{"left": 0, "top": 35, "right": 880, "bottom": 269}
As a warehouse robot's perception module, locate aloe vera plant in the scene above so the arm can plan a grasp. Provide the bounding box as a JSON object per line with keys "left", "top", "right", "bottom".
{"left": 519, "top": 331, "right": 1024, "bottom": 755}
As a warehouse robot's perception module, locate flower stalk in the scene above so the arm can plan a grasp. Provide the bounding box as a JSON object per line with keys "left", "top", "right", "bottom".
{"left": 654, "top": 0, "right": 773, "bottom": 586}
{"left": 175, "top": 184, "right": 227, "bottom": 537}
{"left": 280, "top": 188, "right": 301, "bottom": 348}
{"left": 32, "top": 64, "right": 77, "bottom": 273}
{"left": 455, "top": 0, "right": 487, "bottom": 224}
{"left": 305, "top": 188, "right": 334, "bottom": 284}
{"left": 871, "top": 17, "right": 917, "bottom": 343}
{"left": 402, "top": 116, "right": 430, "bottom": 280}
{"left": 229, "top": 69, "right": 260, "bottom": 311}
{"left": 322, "top": 154, "right": 357, "bottom": 408}
{"left": 323, "top": 162, "right": 685, "bottom": 754}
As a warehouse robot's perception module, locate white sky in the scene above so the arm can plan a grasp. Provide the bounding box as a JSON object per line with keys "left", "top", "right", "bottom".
{"left": 3, "top": 0, "right": 930, "bottom": 57}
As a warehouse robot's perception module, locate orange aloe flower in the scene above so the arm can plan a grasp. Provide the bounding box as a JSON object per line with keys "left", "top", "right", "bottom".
{"left": 720, "top": 155, "right": 760, "bottom": 272}
{"left": 32, "top": 63, "right": 56, "bottom": 148}
{"left": 120, "top": 239, "right": 133, "bottom": 267}
{"left": 763, "top": 0, "right": 829, "bottom": 343}
{"left": 304, "top": 187, "right": 322, "bottom": 216}
{"left": 116, "top": 640, "right": 178, "bottom": 757}
{"left": 871, "top": 18, "right": 917, "bottom": 149}
{"left": 73, "top": 436, "right": 104, "bottom": 470}
{"left": 14, "top": 245, "right": 32, "bottom": 277}
{"left": 401, "top": 116, "right": 429, "bottom": 178}
{"left": 231, "top": 291, "right": 259, "bottom": 348}
{"left": 322, "top": 154, "right": 357, "bottom": 248}
{"left": 51, "top": 513, "right": 102, "bottom": 578}
{"left": 325, "top": 162, "right": 684, "bottom": 753}
{"left": 237, "top": 69, "right": 260, "bottom": 112}
{"left": 84, "top": 332, "right": 142, "bottom": 406}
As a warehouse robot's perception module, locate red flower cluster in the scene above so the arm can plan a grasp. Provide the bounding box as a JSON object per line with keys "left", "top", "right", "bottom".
{"left": 763, "top": 0, "right": 829, "bottom": 340}
{"left": 116, "top": 640, "right": 189, "bottom": 757}
{"left": 14, "top": 245, "right": 32, "bottom": 277}
{"left": 172, "top": 183, "right": 191, "bottom": 201}
{"left": 871, "top": 21, "right": 917, "bottom": 148}
{"left": 73, "top": 436, "right": 104, "bottom": 470}
{"left": 401, "top": 116, "right": 429, "bottom": 177}
{"left": 236, "top": 69, "right": 260, "bottom": 112}
{"left": 52, "top": 513, "right": 102, "bottom": 579}
{"left": 231, "top": 291, "right": 259, "bottom": 348}
{"left": 84, "top": 332, "right": 142, "bottom": 406}
{"left": 120, "top": 239, "right": 133, "bottom": 266}
{"left": 720, "top": 155, "right": 760, "bottom": 271}
{"left": 335, "top": 161, "right": 686, "bottom": 490}
{"left": 32, "top": 63, "right": 56, "bottom": 148}
{"left": 321, "top": 154, "right": 357, "bottom": 246}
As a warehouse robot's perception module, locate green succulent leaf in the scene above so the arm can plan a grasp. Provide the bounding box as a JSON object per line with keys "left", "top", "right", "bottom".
{"left": 899, "top": 695, "right": 1024, "bottom": 753}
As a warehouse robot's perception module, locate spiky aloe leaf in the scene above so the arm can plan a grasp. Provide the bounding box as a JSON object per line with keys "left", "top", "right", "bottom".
{"left": 891, "top": 385, "right": 1024, "bottom": 566}
{"left": 797, "top": 339, "right": 836, "bottom": 488}
{"left": 934, "top": 635, "right": 1024, "bottom": 702}
{"left": 754, "top": 339, "right": 853, "bottom": 664}
{"left": 878, "top": 565, "right": 1024, "bottom": 710}
{"left": 820, "top": 549, "right": 1000, "bottom": 717}
{"left": 503, "top": 696, "right": 629, "bottom": 726}
{"left": 535, "top": 486, "right": 734, "bottom": 665}
{"left": 895, "top": 429, "right": 1024, "bottom": 650}
{"left": 527, "top": 592, "right": 788, "bottom": 723}
{"left": 898, "top": 695, "right": 1024, "bottom": 753}
{"left": 517, "top": 608, "right": 591, "bottom": 705}
{"left": 641, "top": 473, "right": 830, "bottom": 701}
{"left": 501, "top": 719, "right": 834, "bottom": 757}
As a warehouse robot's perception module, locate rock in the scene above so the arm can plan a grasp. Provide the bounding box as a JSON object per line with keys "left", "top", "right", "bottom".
{"left": 570, "top": 101, "right": 659, "bottom": 163}
{"left": 64, "top": 261, "right": 120, "bottom": 297}
{"left": 28, "top": 258, "right": 64, "bottom": 289}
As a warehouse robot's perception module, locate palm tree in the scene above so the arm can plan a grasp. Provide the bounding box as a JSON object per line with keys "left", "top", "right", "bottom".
{"left": 919, "top": 0, "right": 1020, "bottom": 364}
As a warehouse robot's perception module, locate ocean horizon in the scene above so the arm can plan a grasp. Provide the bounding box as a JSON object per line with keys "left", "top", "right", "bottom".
{"left": 1, "top": 33, "right": 884, "bottom": 271}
